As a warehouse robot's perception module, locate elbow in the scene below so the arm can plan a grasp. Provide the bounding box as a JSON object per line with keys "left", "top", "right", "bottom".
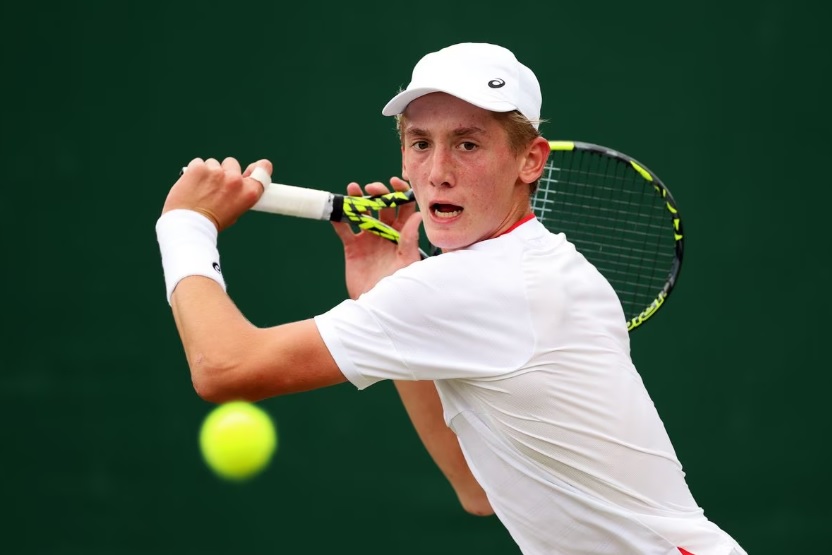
{"left": 190, "top": 363, "right": 231, "bottom": 403}
{"left": 188, "top": 351, "right": 249, "bottom": 404}
{"left": 192, "top": 374, "right": 231, "bottom": 404}
{"left": 177, "top": 314, "right": 285, "bottom": 403}
{"left": 456, "top": 490, "right": 495, "bottom": 517}
{"left": 187, "top": 345, "right": 286, "bottom": 403}
{"left": 461, "top": 500, "right": 495, "bottom": 517}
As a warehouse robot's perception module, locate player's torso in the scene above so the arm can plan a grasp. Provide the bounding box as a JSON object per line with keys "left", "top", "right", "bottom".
{"left": 433, "top": 224, "right": 700, "bottom": 522}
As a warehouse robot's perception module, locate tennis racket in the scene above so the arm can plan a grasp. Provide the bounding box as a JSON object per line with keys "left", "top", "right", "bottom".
{"left": 247, "top": 140, "right": 684, "bottom": 331}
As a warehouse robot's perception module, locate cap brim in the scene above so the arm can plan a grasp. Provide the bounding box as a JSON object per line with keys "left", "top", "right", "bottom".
{"left": 382, "top": 87, "right": 519, "bottom": 117}
{"left": 382, "top": 88, "right": 440, "bottom": 116}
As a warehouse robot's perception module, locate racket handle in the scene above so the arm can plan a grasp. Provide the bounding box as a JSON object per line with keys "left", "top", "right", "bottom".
{"left": 251, "top": 183, "right": 334, "bottom": 221}
{"left": 178, "top": 166, "right": 335, "bottom": 221}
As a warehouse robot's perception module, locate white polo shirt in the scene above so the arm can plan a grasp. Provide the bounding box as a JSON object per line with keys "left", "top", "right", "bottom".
{"left": 314, "top": 218, "right": 745, "bottom": 555}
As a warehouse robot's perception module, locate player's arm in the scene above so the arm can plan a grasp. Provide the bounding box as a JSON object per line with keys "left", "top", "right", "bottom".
{"left": 159, "top": 157, "right": 346, "bottom": 401}
{"left": 169, "top": 277, "right": 345, "bottom": 402}
{"left": 394, "top": 380, "right": 494, "bottom": 516}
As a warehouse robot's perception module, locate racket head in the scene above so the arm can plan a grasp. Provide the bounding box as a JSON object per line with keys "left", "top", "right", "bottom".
{"left": 534, "top": 141, "right": 684, "bottom": 331}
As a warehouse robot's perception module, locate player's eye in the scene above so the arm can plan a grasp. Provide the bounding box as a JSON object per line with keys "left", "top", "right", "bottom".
{"left": 459, "top": 142, "right": 478, "bottom": 151}
{"left": 411, "top": 140, "right": 429, "bottom": 151}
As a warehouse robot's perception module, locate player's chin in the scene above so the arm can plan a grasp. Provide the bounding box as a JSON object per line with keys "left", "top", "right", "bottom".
{"left": 424, "top": 227, "right": 473, "bottom": 253}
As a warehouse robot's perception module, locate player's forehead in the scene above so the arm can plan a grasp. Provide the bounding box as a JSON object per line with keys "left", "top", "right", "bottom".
{"left": 401, "top": 93, "right": 502, "bottom": 138}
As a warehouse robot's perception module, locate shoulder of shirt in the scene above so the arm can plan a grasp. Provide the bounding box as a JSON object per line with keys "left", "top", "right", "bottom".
{"left": 390, "top": 219, "right": 562, "bottom": 279}
{"left": 472, "top": 218, "right": 564, "bottom": 249}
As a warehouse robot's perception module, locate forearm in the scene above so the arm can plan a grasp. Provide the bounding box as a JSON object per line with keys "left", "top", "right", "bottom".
{"left": 170, "top": 276, "right": 258, "bottom": 399}
{"left": 155, "top": 161, "right": 352, "bottom": 406}
{"left": 394, "top": 380, "right": 494, "bottom": 516}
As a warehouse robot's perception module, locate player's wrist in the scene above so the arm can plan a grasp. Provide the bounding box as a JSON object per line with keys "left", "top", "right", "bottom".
{"left": 156, "top": 209, "right": 226, "bottom": 304}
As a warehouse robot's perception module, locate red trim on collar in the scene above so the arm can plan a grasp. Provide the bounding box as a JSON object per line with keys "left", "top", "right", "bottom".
{"left": 495, "top": 213, "right": 535, "bottom": 238}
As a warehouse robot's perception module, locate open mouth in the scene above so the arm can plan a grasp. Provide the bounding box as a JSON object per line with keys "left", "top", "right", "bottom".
{"left": 431, "top": 203, "right": 463, "bottom": 219}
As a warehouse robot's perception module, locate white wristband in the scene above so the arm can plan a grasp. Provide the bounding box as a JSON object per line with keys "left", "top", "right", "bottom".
{"left": 156, "top": 209, "right": 227, "bottom": 304}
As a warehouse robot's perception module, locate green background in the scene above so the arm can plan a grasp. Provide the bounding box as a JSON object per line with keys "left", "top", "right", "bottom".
{"left": 3, "top": 1, "right": 829, "bottom": 553}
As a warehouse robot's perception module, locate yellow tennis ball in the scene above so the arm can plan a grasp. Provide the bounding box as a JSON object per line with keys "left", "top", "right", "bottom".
{"left": 199, "top": 401, "right": 277, "bottom": 481}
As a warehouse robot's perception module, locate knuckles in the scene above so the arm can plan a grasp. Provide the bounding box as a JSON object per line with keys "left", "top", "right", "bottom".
{"left": 240, "top": 185, "right": 262, "bottom": 205}
{"left": 185, "top": 158, "right": 265, "bottom": 206}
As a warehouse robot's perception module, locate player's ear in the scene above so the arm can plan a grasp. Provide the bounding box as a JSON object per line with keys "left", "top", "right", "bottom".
{"left": 519, "top": 137, "right": 550, "bottom": 184}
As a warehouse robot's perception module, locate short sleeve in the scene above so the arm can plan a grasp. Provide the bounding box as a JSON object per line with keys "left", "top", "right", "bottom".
{"left": 314, "top": 251, "right": 536, "bottom": 390}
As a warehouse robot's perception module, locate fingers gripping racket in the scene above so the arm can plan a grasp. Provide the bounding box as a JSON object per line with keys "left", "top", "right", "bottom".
{"left": 249, "top": 140, "right": 684, "bottom": 331}
{"left": 252, "top": 182, "right": 412, "bottom": 244}
{"left": 250, "top": 182, "right": 429, "bottom": 258}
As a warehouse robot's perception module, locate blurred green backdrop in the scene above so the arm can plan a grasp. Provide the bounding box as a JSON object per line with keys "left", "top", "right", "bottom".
{"left": 2, "top": 1, "right": 829, "bottom": 553}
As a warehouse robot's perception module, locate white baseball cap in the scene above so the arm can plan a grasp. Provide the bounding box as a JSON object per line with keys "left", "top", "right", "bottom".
{"left": 382, "top": 43, "right": 542, "bottom": 129}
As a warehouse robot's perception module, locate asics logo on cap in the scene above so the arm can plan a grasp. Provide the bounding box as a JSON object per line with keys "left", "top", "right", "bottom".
{"left": 488, "top": 78, "right": 506, "bottom": 88}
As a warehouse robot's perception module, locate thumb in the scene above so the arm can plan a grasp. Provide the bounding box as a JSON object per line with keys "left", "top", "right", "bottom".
{"left": 242, "top": 161, "right": 273, "bottom": 207}
{"left": 247, "top": 165, "right": 272, "bottom": 194}
{"left": 397, "top": 212, "right": 423, "bottom": 259}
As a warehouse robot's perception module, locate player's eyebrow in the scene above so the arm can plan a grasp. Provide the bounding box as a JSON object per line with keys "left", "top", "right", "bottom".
{"left": 403, "top": 126, "right": 430, "bottom": 138}
{"left": 451, "top": 126, "right": 486, "bottom": 137}
{"left": 404, "top": 126, "right": 487, "bottom": 138}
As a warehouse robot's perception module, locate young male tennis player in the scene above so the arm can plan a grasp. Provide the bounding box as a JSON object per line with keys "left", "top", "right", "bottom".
{"left": 157, "top": 42, "right": 747, "bottom": 554}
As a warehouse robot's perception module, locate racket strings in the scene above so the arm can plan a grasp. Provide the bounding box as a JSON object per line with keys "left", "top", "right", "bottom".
{"left": 535, "top": 151, "right": 676, "bottom": 321}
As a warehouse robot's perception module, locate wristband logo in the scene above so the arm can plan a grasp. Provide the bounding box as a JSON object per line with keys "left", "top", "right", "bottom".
{"left": 213, "top": 262, "right": 222, "bottom": 274}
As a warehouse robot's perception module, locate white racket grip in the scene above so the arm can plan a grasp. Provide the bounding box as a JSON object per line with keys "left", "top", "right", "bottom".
{"left": 251, "top": 183, "right": 334, "bottom": 221}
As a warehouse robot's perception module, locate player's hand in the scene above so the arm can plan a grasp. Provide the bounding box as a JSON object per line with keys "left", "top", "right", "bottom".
{"left": 162, "top": 157, "right": 272, "bottom": 231}
{"left": 331, "top": 177, "right": 423, "bottom": 299}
